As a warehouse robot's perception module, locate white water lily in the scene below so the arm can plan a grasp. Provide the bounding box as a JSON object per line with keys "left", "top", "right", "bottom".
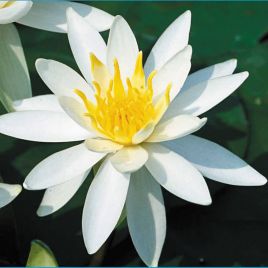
{"left": 0, "top": 9, "right": 266, "bottom": 266}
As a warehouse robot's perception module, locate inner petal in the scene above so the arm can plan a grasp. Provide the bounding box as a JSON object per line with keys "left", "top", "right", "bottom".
{"left": 75, "top": 51, "right": 171, "bottom": 145}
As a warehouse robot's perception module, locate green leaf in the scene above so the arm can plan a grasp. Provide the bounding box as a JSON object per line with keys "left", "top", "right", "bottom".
{"left": 26, "top": 240, "right": 58, "bottom": 267}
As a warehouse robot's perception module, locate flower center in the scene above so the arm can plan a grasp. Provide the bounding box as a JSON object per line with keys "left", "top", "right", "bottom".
{"left": 75, "top": 52, "right": 171, "bottom": 145}
{"left": 0, "top": 1, "right": 14, "bottom": 9}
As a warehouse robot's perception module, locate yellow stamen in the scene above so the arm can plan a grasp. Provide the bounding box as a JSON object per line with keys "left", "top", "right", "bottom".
{"left": 90, "top": 53, "right": 111, "bottom": 92}
{"left": 113, "top": 59, "right": 125, "bottom": 100}
{"left": 74, "top": 52, "right": 171, "bottom": 145}
{"left": 74, "top": 89, "right": 95, "bottom": 116}
{"left": 0, "top": 1, "right": 14, "bottom": 9}
{"left": 131, "top": 51, "right": 145, "bottom": 89}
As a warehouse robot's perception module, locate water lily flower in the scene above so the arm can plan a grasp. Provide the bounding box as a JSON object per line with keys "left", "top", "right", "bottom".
{"left": 0, "top": 9, "right": 266, "bottom": 266}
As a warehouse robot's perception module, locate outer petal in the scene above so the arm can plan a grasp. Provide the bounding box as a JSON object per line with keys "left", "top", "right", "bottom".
{"left": 110, "top": 145, "right": 148, "bottom": 173}
{"left": 67, "top": 8, "right": 107, "bottom": 84}
{"left": 153, "top": 45, "right": 192, "bottom": 101}
{"left": 0, "top": 183, "right": 22, "bottom": 208}
{"left": 127, "top": 167, "right": 166, "bottom": 267}
{"left": 144, "top": 10, "right": 191, "bottom": 76}
{"left": 163, "top": 72, "right": 249, "bottom": 120}
{"left": 37, "top": 170, "right": 90, "bottom": 217}
{"left": 182, "top": 59, "right": 237, "bottom": 92}
{"left": 13, "top": 94, "right": 62, "bottom": 112}
{"left": 0, "top": 110, "right": 90, "bottom": 142}
{"left": 0, "top": 23, "right": 31, "bottom": 111}
{"left": 17, "top": 1, "right": 113, "bottom": 32}
{"left": 144, "top": 144, "right": 211, "bottom": 205}
{"left": 0, "top": 1, "right": 32, "bottom": 24}
{"left": 165, "top": 135, "right": 267, "bottom": 186}
{"left": 82, "top": 157, "right": 130, "bottom": 254}
{"left": 35, "top": 59, "right": 94, "bottom": 101}
{"left": 147, "top": 115, "right": 207, "bottom": 143}
{"left": 107, "top": 15, "right": 139, "bottom": 81}
{"left": 24, "top": 143, "right": 106, "bottom": 190}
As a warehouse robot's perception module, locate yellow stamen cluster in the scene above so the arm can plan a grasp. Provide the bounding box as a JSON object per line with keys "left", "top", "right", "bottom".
{"left": 75, "top": 52, "right": 171, "bottom": 145}
{"left": 0, "top": 1, "right": 14, "bottom": 9}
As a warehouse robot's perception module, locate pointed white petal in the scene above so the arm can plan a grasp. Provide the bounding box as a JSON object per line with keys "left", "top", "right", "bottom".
{"left": 0, "top": 1, "right": 32, "bottom": 24}
{"left": 85, "top": 138, "right": 123, "bottom": 153}
{"left": 144, "top": 10, "right": 191, "bottom": 75}
{"left": 0, "top": 110, "right": 90, "bottom": 142}
{"left": 37, "top": 170, "right": 90, "bottom": 217}
{"left": 0, "top": 23, "right": 31, "bottom": 111}
{"left": 144, "top": 144, "right": 211, "bottom": 205}
{"left": 182, "top": 59, "right": 237, "bottom": 92}
{"left": 153, "top": 45, "right": 192, "bottom": 101}
{"left": 0, "top": 183, "right": 22, "bottom": 208}
{"left": 127, "top": 167, "right": 166, "bottom": 267}
{"left": 13, "top": 94, "right": 62, "bottom": 112}
{"left": 148, "top": 115, "right": 207, "bottom": 143}
{"left": 18, "top": 2, "right": 113, "bottom": 32}
{"left": 110, "top": 145, "right": 148, "bottom": 173}
{"left": 67, "top": 8, "right": 107, "bottom": 84}
{"left": 36, "top": 58, "right": 94, "bottom": 102}
{"left": 165, "top": 135, "right": 267, "bottom": 186}
{"left": 107, "top": 15, "right": 139, "bottom": 81}
{"left": 24, "top": 143, "right": 106, "bottom": 190}
{"left": 163, "top": 72, "right": 249, "bottom": 120}
{"left": 83, "top": 158, "right": 130, "bottom": 254}
{"left": 132, "top": 122, "right": 155, "bottom": 144}
{"left": 58, "top": 96, "right": 97, "bottom": 135}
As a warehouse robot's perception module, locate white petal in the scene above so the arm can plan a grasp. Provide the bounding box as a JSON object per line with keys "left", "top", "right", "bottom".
{"left": 165, "top": 135, "right": 267, "bottom": 186}
{"left": 132, "top": 122, "right": 155, "bottom": 144}
{"left": 147, "top": 115, "right": 207, "bottom": 143}
{"left": 67, "top": 8, "right": 107, "bottom": 84}
{"left": 127, "top": 167, "right": 166, "bottom": 267}
{"left": 182, "top": 59, "right": 237, "bottom": 92}
{"left": 0, "top": 110, "right": 90, "bottom": 142}
{"left": 35, "top": 59, "right": 94, "bottom": 102}
{"left": 107, "top": 15, "right": 139, "bottom": 81}
{"left": 144, "top": 10, "right": 191, "bottom": 76}
{"left": 82, "top": 157, "right": 130, "bottom": 254}
{"left": 144, "top": 144, "right": 211, "bottom": 205}
{"left": 13, "top": 94, "right": 62, "bottom": 112}
{"left": 110, "top": 145, "right": 148, "bottom": 173}
{"left": 163, "top": 72, "right": 249, "bottom": 119}
{"left": 0, "top": 1, "right": 32, "bottom": 24}
{"left": 0, "top": 183, "right": 22, "bottom": 208}
{"left": 37, "top": 170, "right": 90, "bottom": 217}
{"left": 153, "top": 45, "right": 192, "bottom": 101}
{"left": 17, "top": 1, "right": 113, "bottom": 32}
{"left": 85, "top": 138, "right": 123, "bottom": 153}
{"left": 24, "top": 143, "right": 106, "bottom": 190}
{"left": 58, "top": 96, "right": 97, "bottom": 134}
{"left": 0, "top": 23, "right": 31, "bottom": 111}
